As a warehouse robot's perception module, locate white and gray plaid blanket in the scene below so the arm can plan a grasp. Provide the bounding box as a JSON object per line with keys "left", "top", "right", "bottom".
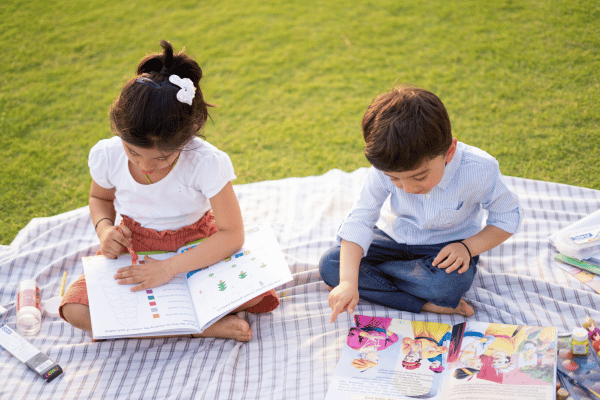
{"left": 1, "top": 168, "right": 599, "bottom": 399}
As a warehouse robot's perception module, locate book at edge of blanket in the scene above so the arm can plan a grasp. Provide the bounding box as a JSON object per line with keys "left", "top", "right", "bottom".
{"left": 82, "top": 224, "right": 292, "bottom": 340}
{"left": 325, "top": 314, "right": 557, "bottom": 400}
{"left": 555, "top": 253, "right": 600, "bottom": 276}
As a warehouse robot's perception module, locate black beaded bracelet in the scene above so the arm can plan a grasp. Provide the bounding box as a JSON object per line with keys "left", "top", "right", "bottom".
{"left": 456, "top": 240, "right": 472, "bottom": 261}
{"left": 94, "top": 217, "right": 114, "bottom": 232}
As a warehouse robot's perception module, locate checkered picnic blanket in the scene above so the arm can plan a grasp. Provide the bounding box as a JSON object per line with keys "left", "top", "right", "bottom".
{"left": 1, "top": 168, "right": 599, "bottom": 399}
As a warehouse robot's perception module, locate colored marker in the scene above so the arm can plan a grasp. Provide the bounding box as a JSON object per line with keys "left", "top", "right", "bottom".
{"left": 116, "top": 227, "right": 138, "bottom": 264}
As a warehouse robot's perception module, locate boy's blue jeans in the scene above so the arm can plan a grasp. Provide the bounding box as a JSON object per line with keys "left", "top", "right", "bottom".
{"left": 319, "top": 228, "right": 478, "bottom": 313}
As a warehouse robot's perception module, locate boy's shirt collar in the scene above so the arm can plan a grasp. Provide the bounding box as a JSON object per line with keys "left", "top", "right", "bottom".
{"left": 435, "top": 141, "right": 463, "bottom": 191}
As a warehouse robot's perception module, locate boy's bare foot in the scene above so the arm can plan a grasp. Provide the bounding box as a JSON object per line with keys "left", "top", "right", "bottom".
{"left": 421, "top": 299, "right": 474, "bottom": 317}
{"left": 192, "top": 315, "right": 252, "bottom": 342}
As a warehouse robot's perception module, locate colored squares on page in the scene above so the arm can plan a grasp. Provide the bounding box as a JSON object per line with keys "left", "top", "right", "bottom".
{"left": 147, "top": 290, "right": 159, "bottom": 318}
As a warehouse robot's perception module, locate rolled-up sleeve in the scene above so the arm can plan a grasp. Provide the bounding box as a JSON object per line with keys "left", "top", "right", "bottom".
{"left": 337, "top": 167, "right": 391, "bottom": 256}
{"left": 482, "top": 170, "right": 522, "bottom": 234}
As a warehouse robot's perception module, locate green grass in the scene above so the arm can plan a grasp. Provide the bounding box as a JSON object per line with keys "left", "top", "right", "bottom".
{"left": 1, "top": 0, "right": 599, "bottom": 245}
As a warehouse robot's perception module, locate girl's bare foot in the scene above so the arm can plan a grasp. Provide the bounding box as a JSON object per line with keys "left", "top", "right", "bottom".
{"left": 192, "top": 315, "right": 252, "bottom": 342}
{"left": 421, "top": 299, "right": 474, "bottom": 317}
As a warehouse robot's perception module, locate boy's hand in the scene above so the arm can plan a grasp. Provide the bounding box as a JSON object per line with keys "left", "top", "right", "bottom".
{"left": 433, "top": 243, "right": 471, "bottom": 274}
{"left": 115, "top": 256, "right": 175, "bottom": 292}
{"left": 98, "top": 225, "right": 133, "bottom": 259}
{"left": 328, "top": 281, "right": 360, "bottom": 323}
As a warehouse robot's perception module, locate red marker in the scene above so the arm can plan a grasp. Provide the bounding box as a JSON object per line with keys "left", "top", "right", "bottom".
{"left": 116, "top": 227, "right": 138, "bottom": 265}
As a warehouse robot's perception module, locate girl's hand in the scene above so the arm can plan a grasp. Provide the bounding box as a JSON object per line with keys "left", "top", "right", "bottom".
{"left": 328, "top": 281, "right": 360, "bottom": 323}
{"left": 98, "top": 225, "right": 133, "bottom": 259}
{"left": 432, "top": 243, "right": 471, "bottom": 274}
{"left": 114, "top": 256, "right": 175, "bottom": 292}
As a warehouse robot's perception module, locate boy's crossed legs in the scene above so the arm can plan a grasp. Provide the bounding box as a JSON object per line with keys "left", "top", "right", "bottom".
{"left": 319, "top": 228, "right": 478, "bottom": 317}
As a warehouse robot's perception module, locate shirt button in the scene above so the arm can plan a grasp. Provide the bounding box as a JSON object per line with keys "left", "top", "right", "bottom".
{"left": 426, "top": 194, "right": 431, "bottom": 199}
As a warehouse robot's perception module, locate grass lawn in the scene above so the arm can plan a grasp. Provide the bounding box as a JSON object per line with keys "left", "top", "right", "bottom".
{"left": 1, "top": 0, "right": 598, "bottom": 245}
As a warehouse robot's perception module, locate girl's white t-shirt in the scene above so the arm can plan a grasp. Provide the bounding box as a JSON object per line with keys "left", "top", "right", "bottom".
{"left": 89, "top": 136, "right": 236, "bottom": 232}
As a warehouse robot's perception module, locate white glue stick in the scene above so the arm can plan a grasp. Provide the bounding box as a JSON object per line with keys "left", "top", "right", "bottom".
{"left": 0, "top": 325, "right": 63, "bottom": 382}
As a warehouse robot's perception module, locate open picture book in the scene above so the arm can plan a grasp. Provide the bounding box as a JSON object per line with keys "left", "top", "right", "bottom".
{"left": 82, "top": 224, "right": 292, "bottom": 339}
{"left": 325, "top": 315, "right": 557, "bottom": 400}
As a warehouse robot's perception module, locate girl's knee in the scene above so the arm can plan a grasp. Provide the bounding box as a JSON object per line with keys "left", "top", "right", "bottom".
{"left": 61, "top": 303, "right": 92, "bottom": 332}
{"left": 319, "top": 246, "right": 341, "bottom": 287}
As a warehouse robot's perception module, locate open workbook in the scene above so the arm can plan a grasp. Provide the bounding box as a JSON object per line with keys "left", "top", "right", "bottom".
{"left": 83, "top": 224, "right": 292, "bottom": 339}
{"left": 325, "top": 315, "right": 557, "bottom": 400}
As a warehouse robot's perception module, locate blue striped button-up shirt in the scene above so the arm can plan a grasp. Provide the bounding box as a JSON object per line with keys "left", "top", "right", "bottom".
{"left": 337, "top": 142, "right": 522, "bottom": 256}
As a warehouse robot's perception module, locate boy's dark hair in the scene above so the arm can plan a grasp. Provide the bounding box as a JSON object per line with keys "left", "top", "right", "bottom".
{"left": 110, "top": 40, "right": 211, "bottom": 151}
{"left": 362, "top": 85, "right": 452, "bottom": 172}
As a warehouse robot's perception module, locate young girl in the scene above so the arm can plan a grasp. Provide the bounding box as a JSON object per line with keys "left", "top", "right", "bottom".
{"left": 60, "top": 40, "right": 279, "bottom": 341}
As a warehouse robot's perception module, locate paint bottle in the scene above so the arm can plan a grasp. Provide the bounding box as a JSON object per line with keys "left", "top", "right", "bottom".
{"left": 16, "top": 279, "right": 42, "bottom": 336}
{"left": 571, "top": 327, "right": 589, "bottom": 357}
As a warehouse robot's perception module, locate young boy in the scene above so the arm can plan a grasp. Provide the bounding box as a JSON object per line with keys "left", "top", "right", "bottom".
{"left": 320, "top": 85, "right": 521, "bottom": 323}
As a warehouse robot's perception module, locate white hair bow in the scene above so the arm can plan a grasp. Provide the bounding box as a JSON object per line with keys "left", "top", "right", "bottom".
{"left": 169, "top": 75, "right": 196, "bottom": 105}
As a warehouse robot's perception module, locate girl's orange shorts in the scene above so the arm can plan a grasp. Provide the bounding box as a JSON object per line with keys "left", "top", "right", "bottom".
{"left": 59, "top": 211, "right": 279, "bottom": 320}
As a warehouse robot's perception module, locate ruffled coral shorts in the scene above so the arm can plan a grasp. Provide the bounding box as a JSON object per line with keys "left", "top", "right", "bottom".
{"left": 59, "top": 212, "right": 279, "bottom": 320}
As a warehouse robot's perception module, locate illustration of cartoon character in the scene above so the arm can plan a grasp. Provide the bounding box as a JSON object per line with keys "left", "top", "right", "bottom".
{"left": 347, "top": 315, "right": 399, "bottom": 371}
{"left": 401, "top": 321, "right": 449, "bottom": 371}
{"left": 350, "top": 343, "right": 380, "bottom": 371}
{"left": 347, "top": 315, "right": 399, "bottom": 351}
{"left": 515, "top": 327, "right": 557, "bottom": 383}
{"left": 429, "top": 360, "right": 444, "bottom": 373}
{"left": 450, "top": 333, "right": 495, "bottom": 380}
{"left": 517, "top": 340, "right": 538, "bottom": 368}
{"left": 478, "top": 325, "right": 555, "bottom": 383}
